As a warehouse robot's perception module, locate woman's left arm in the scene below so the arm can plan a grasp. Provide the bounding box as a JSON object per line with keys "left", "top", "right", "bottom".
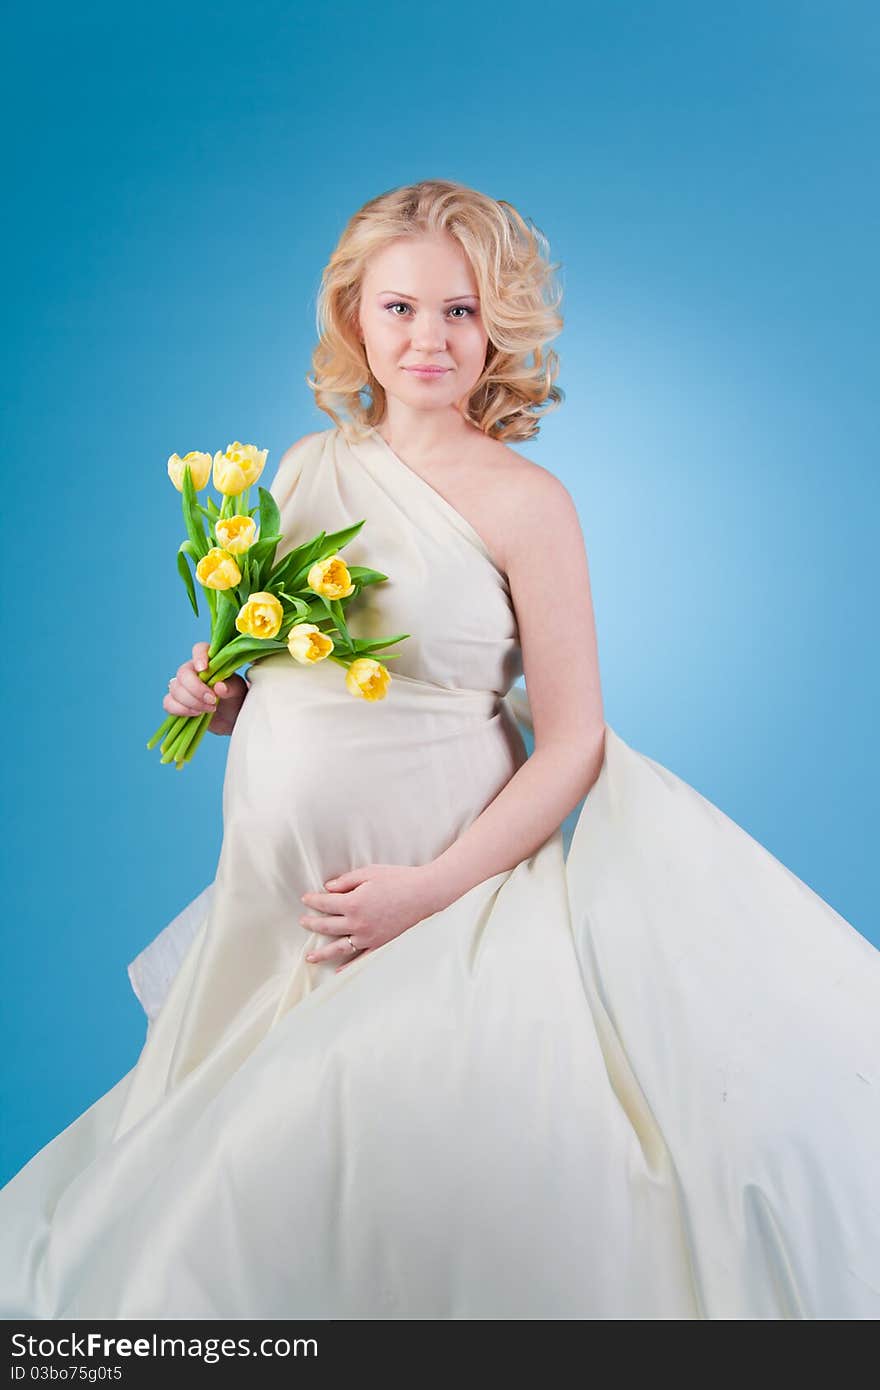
{"left": 420, "top": 465, "right": 606, "bottom": 915}
{"left": 301, "top": 468, "right": 604, "bottom": 963}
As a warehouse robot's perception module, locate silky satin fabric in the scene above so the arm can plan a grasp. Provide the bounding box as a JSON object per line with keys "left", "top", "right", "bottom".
{"left": 1, "top": 425, "right": 878, "bottom": 1319}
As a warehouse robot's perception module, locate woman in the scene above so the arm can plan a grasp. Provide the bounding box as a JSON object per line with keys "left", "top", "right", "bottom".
{"left": 2, "top": 179, "right": 878, "bottom": 1320}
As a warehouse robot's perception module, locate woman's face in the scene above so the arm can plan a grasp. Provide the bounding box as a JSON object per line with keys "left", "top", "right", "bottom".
{"left": 356, "top": 231, "right": 490, "bottom": 417}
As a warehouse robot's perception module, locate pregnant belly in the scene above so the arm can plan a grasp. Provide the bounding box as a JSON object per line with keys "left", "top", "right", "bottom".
{"left": 147, "top": 655, "right": 528, "bottom": 1089}
{"left": 221, "top": 653, "right": 526, "bottom": 878}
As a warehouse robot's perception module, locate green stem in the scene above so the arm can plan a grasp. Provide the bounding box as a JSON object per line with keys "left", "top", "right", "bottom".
{"left": 161, "top": 710, "right": 207, "bottom": 764}
{"left": 159, "top": 714, "right": 189, "bottom": 754}
{"left": 146, "top": 712, "right": 178, "bottom": 749}
{"left": 179, "top": 713, "right": 214, "bottom": 763}
{"left": 162, "top": 711, "right": 212, "bottom": 763}
{"left": 184, "top": 707, "right": 214, "bottom": 751}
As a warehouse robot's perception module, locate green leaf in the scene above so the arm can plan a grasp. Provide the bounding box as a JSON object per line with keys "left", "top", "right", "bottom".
{"left": 257, "top": 485, "right": 281, "bottom": 544}
{"left": 312, "top": 593, "right": 337, "bottom": 626}
{"left": 205, "top": 632, "right": 289, "bottom": 678}
{"left": 247, "top": 533, "right": 282, "bottom": 590}
{"left": 352, "top": 633, "right": 410, "bottom": 653}
{"left": 345, "top": 565, "right": 389, "bottom": 586}
{"left": 329, "top": 597, "right": 352, "bottom": 645}
{"left": 318, "top": 519, "right": 366, "bottom": 553}
{"left": 264, "top": 520, "right": 365, "bottom": 591}
{"left": 267, "top": 534, "right": 326, "bottom": 589}
{"left": 250, "top": 486, "right": 283, "bottom": 588}
{"left": 277, "top": 592, "right": 313, "bottom": 618}
{"left": 181, "top": 464, "right": 210, "bottom": 559}
{"left": 176, "top": 543, "right": 199, "bottom": 617}
{"left": 208, "top": 589, "right": 239, "bottom": 658}
{"left": 286, "top": 524, "right": 367, "bottom": 586}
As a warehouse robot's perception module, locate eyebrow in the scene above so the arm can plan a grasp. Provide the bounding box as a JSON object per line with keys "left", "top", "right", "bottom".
{"left": 377, "top": 290, "right": 480, "bottom": 302}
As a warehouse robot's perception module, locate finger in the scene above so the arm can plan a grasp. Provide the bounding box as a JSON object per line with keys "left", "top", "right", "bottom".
{"left": 193, "top": 669, "right": 236, "bottom": 701}
{"left": 176, "top": 677, "right": 216, "bottom": 712}
{"left": 164, "top": 684, "right": 206, "bottom": 715}
{"left": 299, "top": 914, "right": 348, "bottom": 935}
{"left": 301, "top": 890, "right": 350, "bottom": 914}
{"left": 163, "top": 692, "right": 205, "bottom": 718}
{"left": 166, "top": 674, "right": 214, "bottom": 715}
{"left": 163, "top": 692, "right": 208, "bottom": 718}
{"left": 304, "top": 938, "right": 352, "bottom": 962}
{"left": 192, "top": 641, "right": 210, "bottom": 671}
{"left": 307, "top": 938, "right": 365, "bottom": 965}
{"left": 178, "top": 666, "right": 220, "bottom": 710}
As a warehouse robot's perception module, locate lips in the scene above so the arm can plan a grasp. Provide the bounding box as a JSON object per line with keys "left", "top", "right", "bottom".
{"left": 404, "top": 366, "right": 450, "bottom": 374}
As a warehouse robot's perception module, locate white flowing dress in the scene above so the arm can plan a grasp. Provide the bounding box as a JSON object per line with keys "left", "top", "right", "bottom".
{"left": 1, "top": 425, "right": 878, "bottom": 1320}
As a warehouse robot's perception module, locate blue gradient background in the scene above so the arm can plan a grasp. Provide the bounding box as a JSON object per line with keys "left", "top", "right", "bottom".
{"left": 1, "top": 1, "right": 877, "bottom": 1183}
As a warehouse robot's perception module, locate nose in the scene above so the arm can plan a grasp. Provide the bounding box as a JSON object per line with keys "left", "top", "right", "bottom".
{"left": 409, "top": 312, "right": 448, "bottom": 351}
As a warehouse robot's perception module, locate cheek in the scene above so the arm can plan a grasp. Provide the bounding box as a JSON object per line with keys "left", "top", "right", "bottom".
{"left": 369, "top": 319, "right": 407, "bottom": 355}
{"left": 459, "top": 323, "right": 490, "bottom": 363}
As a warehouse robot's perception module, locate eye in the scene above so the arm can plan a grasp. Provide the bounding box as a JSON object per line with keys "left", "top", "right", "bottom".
{"left": 384, "top": 302, "right": 477, "bottom": 319}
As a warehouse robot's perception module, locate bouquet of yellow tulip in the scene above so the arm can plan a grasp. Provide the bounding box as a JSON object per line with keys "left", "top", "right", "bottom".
{"left": 147, "top": 441, "right": 409, "bottom": 769}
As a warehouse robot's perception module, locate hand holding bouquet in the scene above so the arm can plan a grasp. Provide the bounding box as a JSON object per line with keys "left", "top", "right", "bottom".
{"left": 147, "top": 441, "right": 409, "bottom": 769}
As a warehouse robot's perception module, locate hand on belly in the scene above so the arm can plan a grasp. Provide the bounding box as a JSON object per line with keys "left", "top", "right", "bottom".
{"left": 299, "top": 862, "right": 444, "bottom": 972}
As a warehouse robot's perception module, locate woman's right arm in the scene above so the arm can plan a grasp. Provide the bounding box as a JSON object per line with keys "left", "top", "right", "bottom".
{"left": 164, "top": 641, "right": 249, "bottom": 736}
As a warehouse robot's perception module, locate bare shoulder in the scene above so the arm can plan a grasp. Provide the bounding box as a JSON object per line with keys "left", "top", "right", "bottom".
{"left": 476, "top": 437, "right": 581, "bottom": 571}
{"left": 481, "top": 436, "right": 575, "bottom": 511}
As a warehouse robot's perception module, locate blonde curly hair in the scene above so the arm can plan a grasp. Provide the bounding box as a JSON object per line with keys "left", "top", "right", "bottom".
{"left": 306, "top": 179, "right": 564, "bottom": 445}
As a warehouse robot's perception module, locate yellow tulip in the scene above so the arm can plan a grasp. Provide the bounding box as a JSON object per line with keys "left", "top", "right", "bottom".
{"left": 287, "top": 623, "right": 335, "bottom": 664}
{"left": 235, "top": 591, "right": 284, "bottom": 640}
{"left": 195, "top": 547, "right": 242, "bottom": 590}
{"left": 167, "top": 450, "right": 212, "bottom": 492}
{"left": 215, "top": 515, "right": 257, "bottom": 555}
{"left": 307, "top": 555, "right": 355, "bottom": 600}
{"left": 212, "top": 442, "right": 268, "bottom": 496}
{"left": 345, "top": 657, "right": 391, "bottom": 701}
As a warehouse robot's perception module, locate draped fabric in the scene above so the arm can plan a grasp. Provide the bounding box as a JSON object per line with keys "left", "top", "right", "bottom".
{"left": 2, "top": 426, "right": 877, "bottom": 1319}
